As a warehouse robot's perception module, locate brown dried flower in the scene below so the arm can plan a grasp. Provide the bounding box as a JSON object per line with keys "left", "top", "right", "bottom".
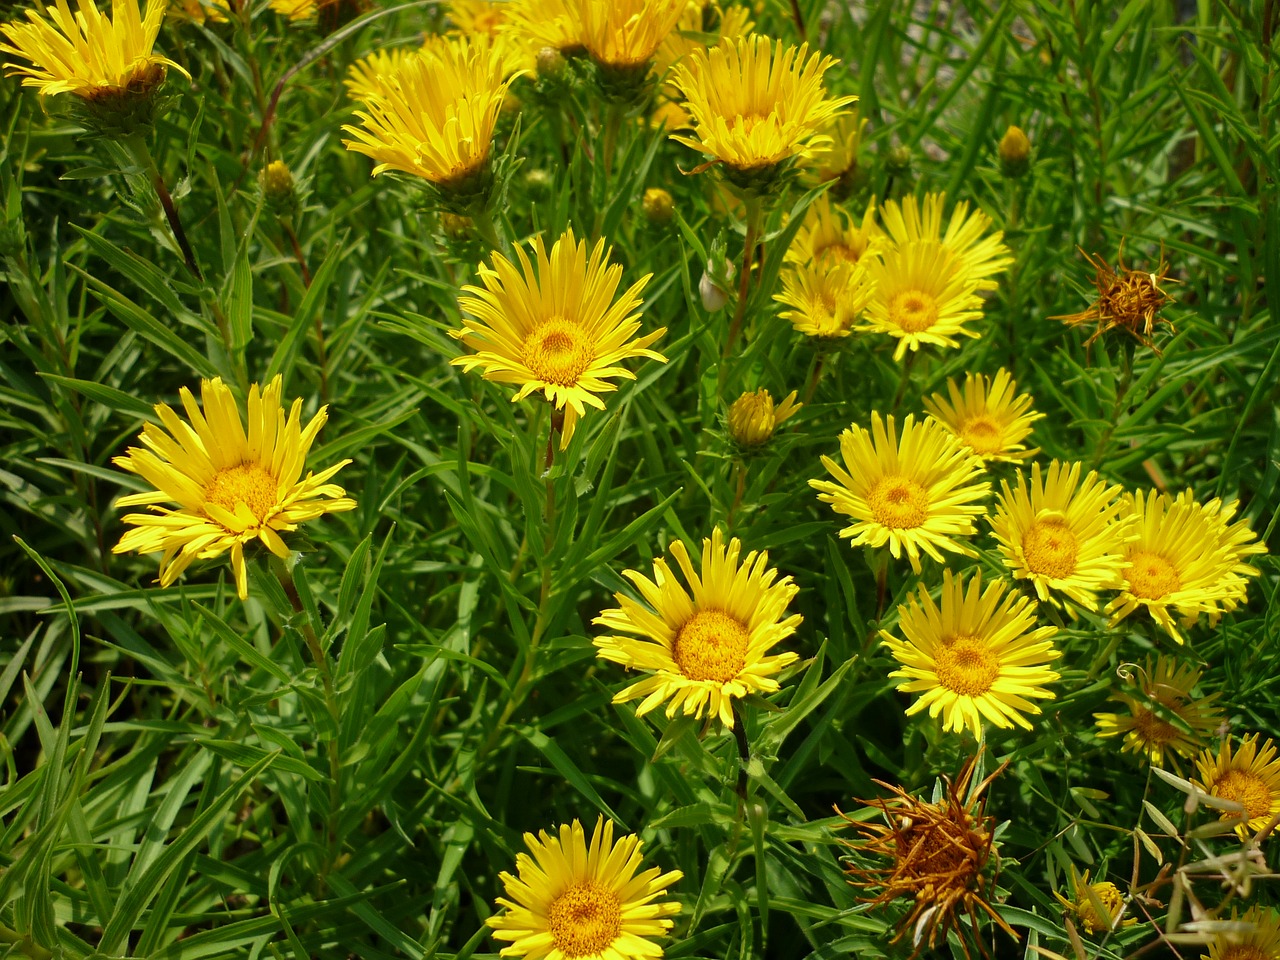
{"left": 1054, "top": 244, "right": 1176, "bottom": 350}
{"left": 838, "top": 755, "right": 1017, "bottom": 959}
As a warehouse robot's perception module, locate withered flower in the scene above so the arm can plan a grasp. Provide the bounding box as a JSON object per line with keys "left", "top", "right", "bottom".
{"left": 838, "top": 755, "right": 1017, "bottom": 959}
{"left": 1054, "top": 244, "right": 1176, "bottom": 350}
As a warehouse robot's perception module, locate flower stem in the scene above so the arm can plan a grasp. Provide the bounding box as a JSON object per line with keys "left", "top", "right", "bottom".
{"left": 731, "top": 700, "right": 750, "bottom": 802}
{"left": 471, "top": 207, "right": 506, "bottom": 254}
{"left": 801, "top": 352, "right": 827, "bottom": 405}
{"left": 725, "top": 195, "right": 763, "bottom": 358}
{"left": 122, "top": 133, "right": 203, "bottom": 283}
{"left": 0, "top": 925, "right": 51, "bottom": 960}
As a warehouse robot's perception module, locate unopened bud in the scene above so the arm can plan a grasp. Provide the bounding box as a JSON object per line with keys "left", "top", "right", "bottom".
{"left": 260, "top": 160, "right": 298, "bottom": 214}
{"left": 536, "top": 46, "right": 567, "bottom": 83}
{"left": 642, "top": 187, "right": 674, "bottom": 224}
{"left": 727, "top": 388, "right": 801, "bottom": 448}
{"left": 998, "top": 125, "right": 1031, "bottom": 178}
{"left": 885, "top": 145, "right": 911, "bottom": 175}
{"left": 441, "top": 212, "right": 472, "bottom": 239}
{"left": 699, "top": 258, "right": 735, "bottom": 312}
{"left": 524, "top": 168, "right": 554, "bottom": 200}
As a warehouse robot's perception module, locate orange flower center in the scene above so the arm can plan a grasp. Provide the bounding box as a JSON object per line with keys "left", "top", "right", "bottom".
{"left": 204, "top": 463, "right": 278, "bottom": 522}
{"left": 815, "top": 239, "right": 862, "bottom": 266}
{"left": 524, "top": 317, "right": 595, "bottom": 387}
{"left": 1212, "top": 769, "right": 1274, "bottom": 821}
{"left": 957, "top": 415, "right": 1004, "bottom": 456}
{"left": 674, "top": 609, "right": 750, "bottom": 683}
{"left": 1023, "top": 515, "right": 1079, "bottom": 579}
{"left": 868, "top": 476, "right": 929, "bottom": 529}
{"left": 1126, "top": 549, "right": 1180, "bottom": 600}
{"left": 547, "top": 881, "right": 621, "bottom": 958}
{"left": 934, "top": 635, "right": 999, "bottom": 697}
{"left": 888, "top": 289, "right": 938, "bottom": 333}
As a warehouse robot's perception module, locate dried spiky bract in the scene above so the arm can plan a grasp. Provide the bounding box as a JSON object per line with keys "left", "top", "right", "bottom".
{"left": 1055, "top": 246, "right": 1176, "bottom": 350}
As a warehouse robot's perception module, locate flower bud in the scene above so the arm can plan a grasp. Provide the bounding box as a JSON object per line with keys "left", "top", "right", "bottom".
{"left": 728, "top": 388, "right": 801, "bottom": 448}
{"left": 998, "top": 125, "right": 1031, "bottom": 178}
{"left": 440, "top": 212, "right": 473, "bottom": 239}
{"left": 524, "top": 168, "right": 554, "bottom": 200}
{"left": 700, "top": 258, "right": 735, "bottom": 312}
{"left": 536, "top": 46, "right": 567, "bottom": 83}
{"left": 260, "top": 160, "right": 299, "bottom": 215}
{"left": 885, "top": 145, "right": 912, "bottom": 175}
{"left": 642, "top": 187, "right": 674, "bottom": 224}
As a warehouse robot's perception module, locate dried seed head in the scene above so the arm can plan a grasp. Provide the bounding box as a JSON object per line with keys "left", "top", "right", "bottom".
{"left": 1054, "top": 244, "right": 1176, "bottom": 351}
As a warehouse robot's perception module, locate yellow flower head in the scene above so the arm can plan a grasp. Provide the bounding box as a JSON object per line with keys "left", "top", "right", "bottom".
{"left": 1105, "top": 489, "right": 1264, "bottom": 643}
{"left": 448, "top": 0, "right": 506, "bottom": 36}
{"left": 989, "top": 460, "right": 1134, "bottom": 611}
{"left": 267, "top": 0, "right": 315, "bottom": 18}
{"left": 1193, "top": 734, "right": 1280, "bottom": 839}
{"left": 451, "top": 227, "right": 665, "bottom": 449}
{"left": 487, "top": 816, "right": 682, "bottom": 960}
{"left": 786, "top": 195, "right": 881, "bottom": 270}
{"left": 923, "top": 368, "right": 1044, "bottom": 462}
{"left": 804, "top": 109, "right": 867, "bottom": 185}
{"left": 727, "top": 387, "right": 800, "bottom": 448}
{"left": 877, "top": 191, "right": 1013, "bottom": 291}
{"left": 774, "top": 260, "right": 874, "bottom": 339}
{"left": 810, "top": 413, "right": 991, "bottom": 573}
{"left": 1202, "top": 906, "right": 1280, "bottom": 960}
{"left": 670, "top": 35, "right": 855, "bottom": 185}
{"left": 505, "top": 0, "right": 581, "bottom": 55}
{"left": 344, "top": 46, "right": 417, "bottom": 103}
{"left": 342, "top": 37, "right": 515, "bottom": 198}
{"left": 654, "top": 0, "right": 752, "bottom": 77}
{"left": 169, "top": 0, "right": 229, "bottom": 25}
{"left": 1095, "top": 656, "right": 1222, "bottom": 767}
{"left": 1, "top": 0, "right": 186, "bottom": 101}
{"left": 1053, "top": 870, "right": 1134, "bottom": 935}
{"left": 112, "top": 376, "right": 356, "bottom": 600}
{"left": 574, "top": 0, "right": 684, "bottom": 70}
{"left": 593, "top": 528, "right": 802, "bottom": 728}
{"left": 881, "top": 570, "right": 1061, "bottom": 738}
{"left": 859, "top": 241, "right": 985, "bottom": 361}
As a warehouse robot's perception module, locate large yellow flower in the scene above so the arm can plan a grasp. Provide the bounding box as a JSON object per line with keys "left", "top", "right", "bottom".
{"left": 922, "top": 368, "right": 1043, "bottom": 463}
{"left": 881, "top": 570, "right": 1061, "bottom": 738}
{"left": 112, "top": 376, "right": 356, "bottom": 600}
{"left": 1106, "top": 489, "right": 1264, "bottom": 643}
{"left": 342, "top": 37, "right": 515, "bottom": 196}
{"left": 1202, "top": 907, "right": 1280, "bottom": 960}
{"left": 451, "top": 228, "right": 665, "bottom": 449}
{"left": 989, "top": 460, "right": 1134, "bottom": 611}
{"left": 786, "top": 195, "right": 881, "bottom": 270}
{"left": 1095, "top": 655, "right": 1222, "bottom": 767}
{"left": 670, "top": 35, "right": 855, "bottom": 183}
{"left": 810, "top": 413, "right": 990, "bottom": 573}
{"left": 1193, "top": 734, "right": 1280, "bottom": 839}
{"left": 859, "top": 241, "right": 985, "bottom": 360}
{"left": 574, "top": 0, "right": 683, "bottom": 70}
{"left": 774, "top": 260, "right": 874, "bottom": 339}
{"left": 1, "top": 0, "right": 184, "bottom": 100}
{"left": 877, "top": 192, "right": 1012, "bottom": 291}
{"left": 593, "top": 529, "right": 802, "bottom": 728}
{"left": 488, "top": 817, "right": 682, "bottom": 960}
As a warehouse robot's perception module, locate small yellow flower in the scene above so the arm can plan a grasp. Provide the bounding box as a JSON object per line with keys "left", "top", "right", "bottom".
{"left": 593, "top": 529, "right": 802, "bottom": 728}
{"left": 881, "top": 570, "right": 1061, "bottom": 738}
{"left": 642, "top": 186, "right": 675, "bottom": 224}
{"left": 1054, "top": 870, "right": 1134, "bottom": 935}
{"left": 810, "top": 413, "right": 990, "bottom": 573}
{"left": 670, "top": 35, "right": 855, "bottom": 188}
{"left": 989, "top": 460, "right": 1134, "bottom": 611}
{"left": 112, "top": 376, "right": 356, "bottom": 600}
{"left": 1, "top": 0, "right": 186, "bottom": 100}
{"left": 727, "top": 388, "right": 800, "bottom": 448}
{"left": 1193, "top": 734, "right": 1280, "bottom": 839}
{"left": 774, "top": 260, "right": 874, "bottom": 339}
{"left": 1095, "top": 656, "right": 1222, "bottom": 767}
{"left": 1106, "top": 489, "right": 1264, "bottom": 643}
{"left": 923, "top": 368, "right": 1043, "bottom": 462}
{"left": 786, "top": 195, "right": 881, "bottom": 270}
{"left": 998, "top": 124, "right": 1031, "bottom": 176}
{"left": 876, "top": 192, "right": 1013, "bottom": 291}
{"left": 487, "top": 817, "right": 683, "bottom": 960}
{"left": 1202, "top": 906, "right": 1280, "bottom": 960}
{"left": 804, "top": 109, "right": 868, "bottom": 185}
{"left": 451, "top": 227, "right": 665, "bottom": 449}
{"left": 859, "top": 241, "right": 985, "bottom": 361}
{"left": 169, "top": 0, "right": 229, "bottom": 24}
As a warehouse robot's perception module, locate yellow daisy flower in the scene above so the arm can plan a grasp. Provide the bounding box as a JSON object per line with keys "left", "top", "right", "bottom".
{"left": 989, "top": 460, "right": 1133, "bottom": 610}
{"left": 670, "top": 35, "right": 855, "bottom": 188}
{"left": 451, "top": 227, "right": 665, "bottom": 449}
{"left": 1, "top": 0, "right": 186, "bottom": 101}
{"left": 1106, "top": 489, "right": 1263, "bottom": 643}
{"left": 804, "top": 109, "right": 868, "bottom": 185}
{"left": 112, "top": 376, "right": 356, "bottom": 600}
{"left": 575, "top": 0, "right": 684, "bottom": 72}
{"left": 877, "top": 191, "right": 1013, "bottom": 291}
{"left": 727, "top": 387, "right": 800, "bottom": 448}
{"left": 505, "top": 0, "right": 581, "bottom": 55}
{"left": 786, "top": 195, "right": 881, "bottom": 270}
{"left": 1095, "top": 655, "right": 1222, "bottom": 767}
{"left": 922, "top": 368, "right": 1044, "bottom": 462}
{"left": 343, "top": 46, "right": 416, "bottom": 103}
{"left": 1053, "top": 870, "right": 1135, "bottom": 935}
{"left": 1202, "top": 906, "right": 1280, "bottom": 960}
{"left": 488, "top": 817, "right": 682, "bottom": 960}
{"left": 859, "top": 241, "right": 985, "bottom": 361}
{"left": 810, "top": 413, "right": 990, "bottom": 573}
{"left": 774, "top": 260, "right": 874, "bottom": 339}
{"left": 267, "top": 0, "right": 314, "bottom": 18}
{"left": 342, "top": 36, "right": 515, "bottom": 201}
{"left": 1193, "top": 734, "right": 1280, "bottom": 839}
{"left": 881, "top": 570, "right": 1061, "bottom": 738}
{"left": 654, "top": 0, "right": 752, "bottom": 77}
{"left": 448, "top": 0, "right": 505, "bottom": 36}
{"left": 593, "top": 528, "right": 802, "bottom": 728}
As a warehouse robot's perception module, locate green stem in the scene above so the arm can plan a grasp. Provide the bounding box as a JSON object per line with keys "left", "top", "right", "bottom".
{"left": 891, "top": 349, "right": 918, "bottom": 410}
{"left": 731, "top": 700, "right": 750, "bottom": 803}
{"left": 602, "top": 104, "right": 623, "bottom": 178}
{"left": 471, "top": 207, "right": 507, "bottom": 254}
{"left": 725, "top": 196, "right": 763, "bottom": 359}
{"left": 121, "top": 133, "right": 203, "bottom": 282}
{"left": 1088, "top": 344, "right": 1135, "bottom": 471}
{"left": 0, "top": 925, "right": 51, "bottom": 960}
{"left": 801, "top": 352, "right": 826, "bottom": 405}
{"left": 272, "top": 556, "right": 343, "bottom": 881}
